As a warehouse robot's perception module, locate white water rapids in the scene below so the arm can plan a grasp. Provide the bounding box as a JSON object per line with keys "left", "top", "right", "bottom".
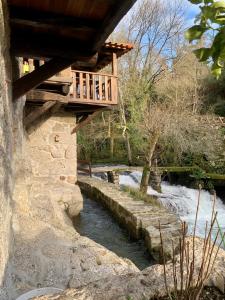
{"left": 120, "top": 171, "right": 225, "bottom": 241}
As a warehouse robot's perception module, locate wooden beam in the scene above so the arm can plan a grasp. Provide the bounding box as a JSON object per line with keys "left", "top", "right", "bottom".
{"left": 13, "top": 58, "right": 74, "bottom": 100}
{"left": 92, "top": 0, "right": 137, "bottom": 52}
{"left": 71, "top": 109, "right": 104, "bottom": 134}
{"left": 9, "top": 6, "right": 102, "bottom": 30}
{"left": 11, "top": 30, "right": 97, "bottom": 60}
{"left": 112, "top": 53, "right": 118, "bottom": 76}
{"left": 24, "top": 101, "right": 56, "bottom": 128}
{"left": 26, "top": 90, "right": 69, "bottom": 103}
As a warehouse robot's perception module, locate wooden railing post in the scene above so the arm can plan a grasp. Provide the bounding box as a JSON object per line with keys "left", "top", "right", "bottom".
{"left": 99, "top": 75, "right": 102, "bottom": 100}
{"left": 28, "top": 59, "right": 34, "bottom": 72}
{"left": 79, "top": 72, "right": 83, "bottom": 100}
{"left": 105, "top": 76, "right": 108, "bottom": 101}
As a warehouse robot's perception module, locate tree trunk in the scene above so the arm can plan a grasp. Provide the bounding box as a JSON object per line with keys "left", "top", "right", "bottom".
{"left": 140, "top": 132, "right": 159, "bottom": 194}
{"left": 125, "top": 131, "right": 132, "bottom": 165}
{"left": 110, "top": 133, "right": 114, "bottom": 159}
{"left": 108, "top": 113, "right": 114, "bottom": 159}
{"left": 118, "top": 87, "right": 133, "bottom": 165}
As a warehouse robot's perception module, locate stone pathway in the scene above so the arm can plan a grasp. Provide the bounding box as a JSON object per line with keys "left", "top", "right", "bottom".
{"left": 78, "top": 176, "right": 182, "bottom": 261}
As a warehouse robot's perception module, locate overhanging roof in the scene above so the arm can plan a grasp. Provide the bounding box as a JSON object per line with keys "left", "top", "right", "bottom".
{"left": 72, "top": 42, "right": 134, "bottom": 72}
{"left": 8, "top": 0, "right": 136, "bottom": 62}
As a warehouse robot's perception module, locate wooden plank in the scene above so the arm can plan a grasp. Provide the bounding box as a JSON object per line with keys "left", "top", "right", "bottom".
{"left": 28, "top": 59, "right": 34, "bottom": 72}
{"left": 99, "top": 75, "right": 102, "bottom": 101}
{"left": 45, "top": 76, "right": 73, "bottom": 84}
{"left": 13, "top": 58, "right": 74, "bottom": 100}
{"left": 74, "top": 72, "right": 78, "bottom": 99}
{"left": 111, "top": 76, "right": 118, "bottom": 104}
{"left": 93, "top": 74, "right": 96, "bottom": 101}
{"left": 112, "top": 53, "right": 118, "bottom": 76}
{"left": 105, "top": 76, "right": 108, "bottom": 101}
{"left": 68, "top": 100, "right": 117, "bottom": 106}
{"left": 26, "top": 90, "right": 69, "bottom": 103}
{"left": 72, "top": 70, "right": 117, "bottom": 77}
{"left": 86, "top": 73, "right": 90, "bottom": 100}
{"left": 24, "top": 101, "right": 56, "bottom": 128}
{"left": 10, "top": 7, "right": 102, "bottom": 30}
{"left": 11, "top": 18, "right": 96, "bottom": 38}
{"left": 79, "top": 72, "right": 83, "bottom": 100}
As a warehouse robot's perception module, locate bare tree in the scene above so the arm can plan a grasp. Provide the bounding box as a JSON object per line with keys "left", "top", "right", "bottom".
{"left": 115, "top": 0, "right": 187, "bottom": 164}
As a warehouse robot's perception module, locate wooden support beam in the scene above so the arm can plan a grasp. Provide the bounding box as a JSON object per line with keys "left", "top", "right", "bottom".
{"left": 26, "top": 90, "right": 69, "bottom": 103}
{"left": 92, "top": 0, "right": 137, "bottom": 52}
{"left": 13, "top": 58, "right": 74, "bottom": 100}
{"left": 71, "top": 109, "right": 104, "bottom": 134}
{"left": 24, "top": 101, "right": 56, "bottom": 128}
{"left": 112, "top": 53, "right": 118, "bottom": 76}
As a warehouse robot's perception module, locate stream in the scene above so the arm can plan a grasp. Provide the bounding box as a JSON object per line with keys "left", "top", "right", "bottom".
{"left": 73, "top": 195, "right": 153, "bottom": 270}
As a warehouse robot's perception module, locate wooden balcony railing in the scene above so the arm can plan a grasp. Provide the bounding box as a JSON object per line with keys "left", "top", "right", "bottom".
{"left": 70, "top": 70, "right": 118, "bottom": 105}
{"left": 23, "top": 59, "right": 118, "bottom": 105}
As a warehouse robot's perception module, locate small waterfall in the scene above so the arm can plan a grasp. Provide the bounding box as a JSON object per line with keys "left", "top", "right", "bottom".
{"left": 120, "top": 171, "right": 225, "bottom": 242}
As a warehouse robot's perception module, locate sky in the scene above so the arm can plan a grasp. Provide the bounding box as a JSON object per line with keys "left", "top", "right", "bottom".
{"left": 184, "top": 0, "right": 201, "bottom": 26}
{"left": 119, "top": 0, "right": 201, "bottom": 28}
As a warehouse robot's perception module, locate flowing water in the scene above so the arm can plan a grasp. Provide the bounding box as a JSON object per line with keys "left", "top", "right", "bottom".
{"left": 120, "top": 171, "right": 225, "bottom": 243}
{"left": 73, "top": 195, "right": 153, "bottom": 270}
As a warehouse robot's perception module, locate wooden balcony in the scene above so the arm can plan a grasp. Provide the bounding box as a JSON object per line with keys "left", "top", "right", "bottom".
{"left": 70, "top": 70, "right": 117, "bottom": 105}
{"left": 24, "top": 59, "right": 118, "bottom": 108}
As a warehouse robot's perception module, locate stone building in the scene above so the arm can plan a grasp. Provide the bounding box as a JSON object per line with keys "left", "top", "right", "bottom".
{"left": 0, "top": 1, "right": 135, "bottom": 299}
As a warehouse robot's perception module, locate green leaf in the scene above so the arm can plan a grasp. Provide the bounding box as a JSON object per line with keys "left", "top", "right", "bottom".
{"left": 215, "top": 14, "right": 225, "bottom": 24}
{"left": 211, "top": 63, "right": 222, "bottom": 78}
{"left": 193, "top": 47, "right": 212, "bottom": 61}
{"left": 185, "top": 25, "right": 207, "bottom": 42}
{"left": 200, "top": 6, "right": 217, "bottom": 20}
{"left": 212, "top": 1, "right": 225, "bottom": 9}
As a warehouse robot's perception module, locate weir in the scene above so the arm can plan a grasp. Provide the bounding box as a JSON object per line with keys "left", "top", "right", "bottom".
{"left": 120, "top": 171, "right": 225, "bottom": 243}
{"left": 78, "top": 175, "right": 182, "bottom": 261}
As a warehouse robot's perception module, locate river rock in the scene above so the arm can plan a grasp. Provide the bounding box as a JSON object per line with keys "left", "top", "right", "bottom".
{"left": 33, "top": 236, "right": 225, "bottom": 300}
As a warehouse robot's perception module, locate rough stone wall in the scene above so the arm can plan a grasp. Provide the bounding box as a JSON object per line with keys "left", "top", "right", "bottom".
{"left": 27, "top": 110, "right": 83, "bottom": 216}
{"left": 0, "top": 0, "right": 13, "bottom": 292}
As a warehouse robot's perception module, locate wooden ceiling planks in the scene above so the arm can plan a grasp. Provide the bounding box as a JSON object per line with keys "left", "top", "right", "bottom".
{"left": 8, "top": 0, "right": 112, "bottom": 20}
{"left": 9, "top": 0, "right": 137, "bottom": 60}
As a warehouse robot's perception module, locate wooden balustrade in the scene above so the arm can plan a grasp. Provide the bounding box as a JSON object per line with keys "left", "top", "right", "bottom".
{"left": 71, "top": 70, "right": 118, "bottom": 105}
{"left": 23, "top": 59, "right": 118, "bottom": 105}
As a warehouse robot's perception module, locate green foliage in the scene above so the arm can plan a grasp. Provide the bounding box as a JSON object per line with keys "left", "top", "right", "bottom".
{"left": 186, "top": 0, "right": 225, "bottom": 77}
